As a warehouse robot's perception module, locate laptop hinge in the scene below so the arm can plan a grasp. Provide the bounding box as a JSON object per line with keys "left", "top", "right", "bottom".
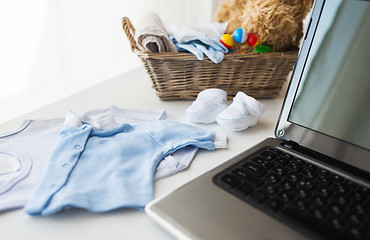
{"left": 281, "top": 140, "right": 299, "bottom": 149}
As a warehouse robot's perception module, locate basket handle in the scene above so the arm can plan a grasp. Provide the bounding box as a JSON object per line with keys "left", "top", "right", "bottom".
{"left": 122, "top": 17, "right": 141, "bottom": 53}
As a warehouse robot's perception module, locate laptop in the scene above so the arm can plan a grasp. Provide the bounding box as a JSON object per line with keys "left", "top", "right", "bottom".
{"left": 145, "top": 0, "right": 370, "bottom": 239}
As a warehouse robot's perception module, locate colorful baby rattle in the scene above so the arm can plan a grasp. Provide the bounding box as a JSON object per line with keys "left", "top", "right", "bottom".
{"left": 220, "top": 27, "right": 263, "bottom": 50}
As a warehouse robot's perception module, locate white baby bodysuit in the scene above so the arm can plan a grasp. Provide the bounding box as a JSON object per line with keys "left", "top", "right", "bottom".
{"left": 0, "top": 106, "right": 220, "bottom": 212}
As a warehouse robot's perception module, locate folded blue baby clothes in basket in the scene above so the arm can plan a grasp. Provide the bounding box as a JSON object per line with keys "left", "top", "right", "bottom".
{"left": 165, "top": 22, "right": 228, "bottom": 63}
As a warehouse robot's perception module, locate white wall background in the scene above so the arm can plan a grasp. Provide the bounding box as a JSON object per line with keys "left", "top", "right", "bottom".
{"left": 0, "top": 0, "right": 223, "bottom": 124}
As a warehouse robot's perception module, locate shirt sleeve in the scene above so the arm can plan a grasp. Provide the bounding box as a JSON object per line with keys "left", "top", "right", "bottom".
{"left": 140, "top": 120, "right": 219, "bottom": 154}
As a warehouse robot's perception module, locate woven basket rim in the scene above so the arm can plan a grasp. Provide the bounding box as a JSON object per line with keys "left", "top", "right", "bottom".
{"left": 135, "top": 51, "right": 298, "bottom": 66}
{"left": 137, "top": 50, "right": 298, "bottom": 56}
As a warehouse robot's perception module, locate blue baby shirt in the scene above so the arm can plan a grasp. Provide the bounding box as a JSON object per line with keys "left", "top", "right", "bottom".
{"left": 24, "top": 116, "right": 216, "bottom": 216}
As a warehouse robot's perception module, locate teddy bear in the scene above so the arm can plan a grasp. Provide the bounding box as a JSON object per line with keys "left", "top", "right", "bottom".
{"left": 214, "top": 0, "right": 314, "bottom": 52}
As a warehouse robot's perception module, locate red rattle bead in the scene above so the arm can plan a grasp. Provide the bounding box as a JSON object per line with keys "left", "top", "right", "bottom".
{"left": 246, "top": 33, "right": 260, "bottom": 48}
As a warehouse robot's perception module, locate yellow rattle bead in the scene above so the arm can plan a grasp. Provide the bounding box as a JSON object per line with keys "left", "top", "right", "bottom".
{"left": 220, "top": 34, "right": 235, "bottom": 49}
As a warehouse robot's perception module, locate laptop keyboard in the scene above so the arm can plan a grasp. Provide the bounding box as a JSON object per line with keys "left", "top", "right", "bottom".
{"left": 214, "top": 148, "right": 370, "bottom": 240}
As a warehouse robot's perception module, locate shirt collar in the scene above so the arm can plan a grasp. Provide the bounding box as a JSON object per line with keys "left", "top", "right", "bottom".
{"left": 64, "top": 111, "right": 121, "bottom": 130}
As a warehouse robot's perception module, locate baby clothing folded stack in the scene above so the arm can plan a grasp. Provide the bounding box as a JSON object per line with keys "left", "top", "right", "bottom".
{"left": 186, "top": 89, "right": 264, "bottom": 131}
{"left": 135, "top": 12, "right": 228, "bottom": 63}
{"left": 165, "top": 22, "right": 228, "bottom": 63}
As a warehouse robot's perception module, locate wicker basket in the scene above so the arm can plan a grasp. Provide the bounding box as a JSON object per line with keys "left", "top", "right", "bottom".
{"left": 122, "top": 17, "right": 298, "bottom": 100}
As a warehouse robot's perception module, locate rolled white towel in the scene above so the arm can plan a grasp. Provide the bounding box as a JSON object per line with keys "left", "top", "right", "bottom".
{"left": 135, "top": 12, "right": 177, "bottom": 53}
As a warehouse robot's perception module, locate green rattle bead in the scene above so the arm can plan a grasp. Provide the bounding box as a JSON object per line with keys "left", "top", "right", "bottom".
{"left": 253, "top": 44, "right": 272, "bottom": 53}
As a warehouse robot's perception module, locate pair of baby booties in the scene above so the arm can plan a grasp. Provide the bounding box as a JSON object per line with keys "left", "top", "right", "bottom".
{"left": 185, "top": 89, "right": 264, "bottom": 131}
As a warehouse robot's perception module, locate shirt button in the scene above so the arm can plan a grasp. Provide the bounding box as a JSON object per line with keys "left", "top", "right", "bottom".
{"left": 74, "top": 145, "right": 82, "bottom": 150}
{"left": 62, "top": 163, "right": 69, "bottom": 168}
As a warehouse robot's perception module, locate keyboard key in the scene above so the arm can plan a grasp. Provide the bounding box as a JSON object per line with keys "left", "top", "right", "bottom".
{"left": 248, "top": 190, "right": 269, "bottom": 204}
{"left": 251, "top": 156, "right": 275, "bottom": 169}
{"left": 348, "top": 213, "right": 361, "bottom": 226}
{"left": 260, "top": 150, "right": 277, "bottom": 161}
{"left": 304, "top": 163, "right": 317, "bottom": 170}
{"left": 345, "top": 227, "right": 365, "bottom": 240}
{"left": 261, "top": 184, "right": 279, "bottom": 195}
{"left": 276, "top": 191, "right": 294, "bottom": 203}
{"left": 242, "top": 162, "right": 267, "bottom": 177}
{"left": 290, "top": 199, "right": 309, "bottom": 212}
{"left": 285, "top": 172, "right": 301, "bottom": 182}
{"left": 232, "top": 167, "right": 249, "bottom": 178}
{"left": 350, "top": 203, "right": 367, "bottom": 215}
{"left": 343, "top": 180, "right": 356, "bottom": 188}
{"left": 297, "top": 180, "right": 315, "bottom": 189}
{"left": 264, "top": 197, "right": 285, "bottom": 212}
{"left": 272, "top": 166, "right": 289, "bottom": 176}
{"left": 287, "top": 162, "right": 303, "bottom": 173}
{"left": 312, "top": 196, "right": 327, "bottom": 208}
{"left": 293, "top": 158, "right": 305, "bottom": 165}
{"left": 358, "top": 186, "right": 369, "bottom": 195}
{"left": 332, "top": 182, "right": 350, "bottom": 194}
{"left": 331, "top": 194, "right": 349, "bottom": 206}
{"left": 328, "top": 217, "right": 345, "bottom": 231}
{"left": 220, "top": 174, "right": 240, "bottom": 188}
{"left": 280, "top": 207, "right": 322, "bottom": 232}
{"left": 332, "top": 174, "right": 344, "bottom": 183}
{"left": 232, "top": 168, "right": 264, "bottom": 187}
{"left": 263, "top": 172, "right": 281, "bottom": 184}
{"left": 295, "top": 188, "right": 310, "bottom": 199}
{"left": 281, "top": 153, "right": 294, "bottom": 160}
{"left": 318, "top": 168, "right": 330, "bottom": 176}
{"left": 280, "top": 179, "right": 295, "bottom": 191}
{"left": 300, "top": 168, "right": 317, "bottom": 179}
{"left": 317, "top": 174, "right": 333, "bottom": 186}
{"left": 268, "top": 148, "right": 283, "bottom": 155}
{"left": 352, "top": 186, "right": 369, "bottom": 202}
{"left": 327, "top": 204, "right": 344, "bottom": 216}
{"left": 326, "top": 217, "right": 347, "bottom": 238}
{"left": 308, "top": 208, "right": 326, "bottom": 222}
{"left": 316, "top": 186, "right": 334, "bottom": 198}
{"left": 234, "top": 183, "right": 254, "bottom": 196}
{"left": 273, "top": 156, "right": 290, "bottom": 166}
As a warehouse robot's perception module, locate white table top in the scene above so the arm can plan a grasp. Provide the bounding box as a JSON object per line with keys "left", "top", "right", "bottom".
{"left": 0, "top": 67, "right": 287, "bottom": 240}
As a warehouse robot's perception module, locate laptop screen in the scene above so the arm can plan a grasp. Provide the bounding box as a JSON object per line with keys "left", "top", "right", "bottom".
{"left": 288, "top": 0, "right": 370, "bottom": 150}
{"left": 276, "top": 0, "right": 370, "bottom": 172}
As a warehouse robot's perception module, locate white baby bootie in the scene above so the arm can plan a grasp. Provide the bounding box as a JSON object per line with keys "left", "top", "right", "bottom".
{"left": 216, "top": 91, "right": 264, "bottom": 131}
{"left": 185, "top": 88, "right": 228, "bottom": 123}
